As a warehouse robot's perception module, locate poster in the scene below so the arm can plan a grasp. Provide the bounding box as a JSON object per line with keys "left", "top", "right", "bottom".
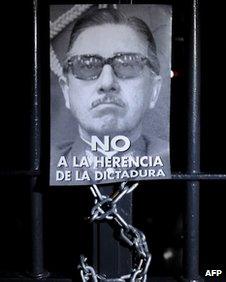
{"left": 50, "top": 4, "right": 172, "bottom": 185}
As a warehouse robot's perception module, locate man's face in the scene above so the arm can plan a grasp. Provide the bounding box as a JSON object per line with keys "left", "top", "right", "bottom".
{"left": 61, "top": 24, "right": 161, "bottom": 136}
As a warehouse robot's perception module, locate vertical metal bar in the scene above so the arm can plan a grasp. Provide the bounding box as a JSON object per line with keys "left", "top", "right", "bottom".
{"left": 183, "top": 0, "right": 203, "bottom": 281}
{"left": 29, "top": 0, "right": 48, "bottom": 278}
{"left": 92, "top": 3, "right": 133, "bottom": 279}
{"left": 30, "top": 180, "right": 46, "bottom": 278}
{"left": 93, "top": 185, "right": 132, "bottom": 280}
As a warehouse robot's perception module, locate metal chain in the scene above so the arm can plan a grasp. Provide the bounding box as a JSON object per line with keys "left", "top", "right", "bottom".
{"left": 78, "top": 182, "right": 151, "bottom": 281}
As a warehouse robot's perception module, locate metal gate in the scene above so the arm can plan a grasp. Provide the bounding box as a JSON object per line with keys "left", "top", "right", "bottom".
{"left": 0, "top": 0, "right": 226, "bottom": 281}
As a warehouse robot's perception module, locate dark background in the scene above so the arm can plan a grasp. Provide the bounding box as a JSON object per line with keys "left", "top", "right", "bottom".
{"left": 0, "top": 0, "right": 225, "bottom": 280}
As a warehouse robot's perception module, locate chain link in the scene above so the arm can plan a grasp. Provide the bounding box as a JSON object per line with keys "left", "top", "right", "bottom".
{"left": 78, "top": 182, "right": 151, "bottom": 281}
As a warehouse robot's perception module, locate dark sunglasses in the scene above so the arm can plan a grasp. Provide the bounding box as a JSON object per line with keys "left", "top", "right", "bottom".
{"left": 67, "top": 53, "right": 154, "bottom": 80}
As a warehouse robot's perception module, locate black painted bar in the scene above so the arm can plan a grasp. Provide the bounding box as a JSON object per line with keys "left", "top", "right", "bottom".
{"left": 1, "top": 170, "right": 226, "bottom": 181}
{"left": 1, "top": 275, "right": 226, "bottom": 282}
{"left": 92, "top": 2, "right": 133, "bottom": 280}
{"left": 0, "top": 275, "right": 183, "bottom": 282}
{"left": 29, "top": 0, "right": 47, "bottom": 279}
{"left": 171, "top": 174, "right": 226, "bottom": 181}
{"left": 93, "top": 185, "right": 132, "bottom": 280}
{"left": 183, "top": 0, "right": 203, "bottom": 281}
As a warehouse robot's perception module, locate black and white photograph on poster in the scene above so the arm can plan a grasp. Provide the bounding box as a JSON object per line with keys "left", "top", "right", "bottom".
{"left": 50, "top": 4, "right": 172, "bottom": 185}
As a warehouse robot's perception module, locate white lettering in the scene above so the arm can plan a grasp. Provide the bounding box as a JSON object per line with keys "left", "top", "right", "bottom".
{"left": 56, "top": 170, "right": 71, "bottom": 181}
{"left": 153, "top": 156, "right": 163, "bottom": 166}
{"left": 91, "top": 136, "right": 110, "bottom": 151}
{"left": 57, "top": 156, "right": 68, "bottom": 167}
{"left": 91, "top": 135, "right": 130, "bottom": 152}
{"left": 205, "top": 270, "right": 223, "bottom": 277}
{"left": 111, "top": 135, "right": 130, "bottom": 152}
{"left": 75, "top": 170, "right": 90, "bottom": 181}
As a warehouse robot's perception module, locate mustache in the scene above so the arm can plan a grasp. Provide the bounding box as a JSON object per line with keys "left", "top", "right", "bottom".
{"left": 91, "top": 95, "right": 126, "bottom": 109}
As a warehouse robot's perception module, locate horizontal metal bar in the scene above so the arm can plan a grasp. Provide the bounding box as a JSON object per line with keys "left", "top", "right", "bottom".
{"left": 0, "top": 277, "right": 71, "bottom": 282}
{"left": 2, "top": 277, "right": 225, "bottom": 282}
{"left": 0, "top": 276, "right": 178, "bottom": 282}
{"left": 0, "top": 171, "right": 225, "bottom": 180}
{"left": 0, "top": 170, "right": 40, "bottom": 177}
{"left": 3, "top": 276, "right": 225, "bottom": 282}
{"left": 171, "top": 173, "right": 226, "bottom": 181}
